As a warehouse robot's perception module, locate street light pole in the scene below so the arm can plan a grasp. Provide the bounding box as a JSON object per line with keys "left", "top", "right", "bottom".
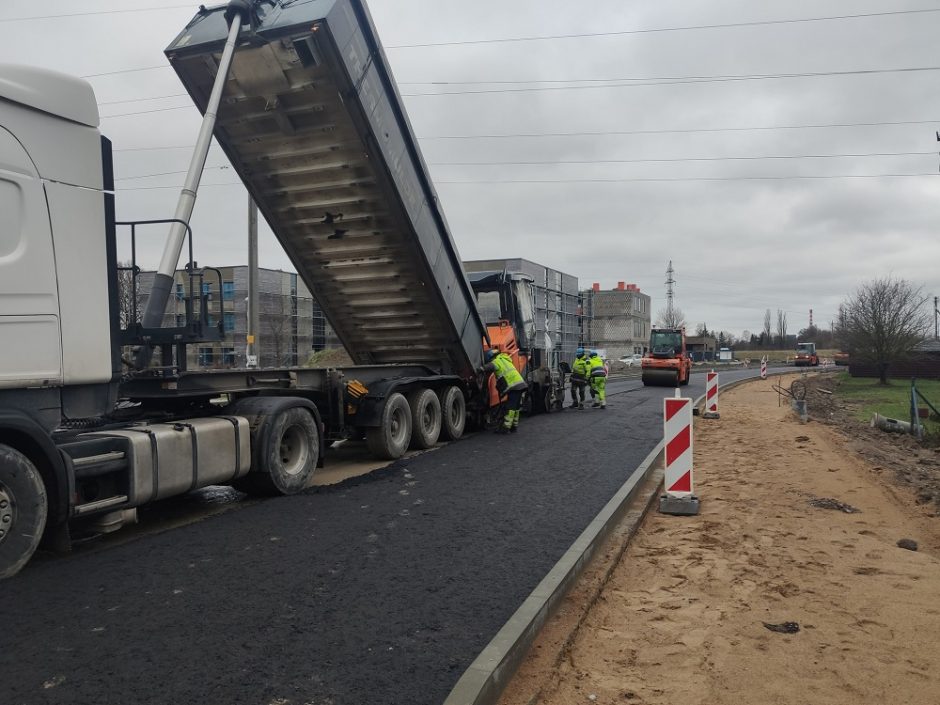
{"left": 247, "top": 196, "right": 260, "bottom": 367}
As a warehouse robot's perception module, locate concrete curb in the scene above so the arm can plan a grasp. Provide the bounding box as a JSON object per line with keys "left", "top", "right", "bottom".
{"left": 442, "top": 368, "right": 811, "bottom": 705}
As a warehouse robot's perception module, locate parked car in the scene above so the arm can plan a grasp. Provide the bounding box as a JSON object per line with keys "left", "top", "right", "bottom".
{"left": 619, "top": 353, "right": 643, "bottom": 367}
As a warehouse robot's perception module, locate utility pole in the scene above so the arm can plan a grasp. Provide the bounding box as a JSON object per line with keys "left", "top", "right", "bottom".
{"left": 665, "top": 260, "right": 676, "bottom": 320}
{"left": 246, "top": 196, "right": 260, "bottom": 368}
{"left": 935, "top": 295, "right": 938, "bottom": 340}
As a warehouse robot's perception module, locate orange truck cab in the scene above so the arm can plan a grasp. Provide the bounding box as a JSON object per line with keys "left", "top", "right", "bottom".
{"left": 469, "top": 271, "right": 568, "bottom": 418}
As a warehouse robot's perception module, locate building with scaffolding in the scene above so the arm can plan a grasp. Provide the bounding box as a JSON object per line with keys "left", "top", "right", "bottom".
{"left": 138, "top": 266, "right": 341, "bottom": 369}
{"left": 462, "top": 258, "right": 583, "bottom": 368}
{"left": 582, "top": 282, "right": 652, "bottom": 359}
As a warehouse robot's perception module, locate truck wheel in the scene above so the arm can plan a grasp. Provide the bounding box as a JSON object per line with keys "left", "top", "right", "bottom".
{"left": 542, "top": 386, "right": 554, "bottom": 414}
{"left": 408, "top": 389, "right": 441, "bottom": 450}
{"left": 242, "top": 407, "right": 320, "bottom": 496}
{"left": 439, "top": 386, "right": 466, "bottom": 441}
{"left": 366, "top": 393, "right": 412, "bottom": 460}
{"left": 0, "top": 444, "right": 47, "bottom": 579}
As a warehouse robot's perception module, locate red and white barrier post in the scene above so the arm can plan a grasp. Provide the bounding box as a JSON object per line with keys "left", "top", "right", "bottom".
{"left": 760, "top": 356, "right": 768, "bottom": 380}
{"left": 703, "top": 370, "right": 720, "bottom": 419}
{"left": 659, "top": 389, "right": 700, "bottom": 516}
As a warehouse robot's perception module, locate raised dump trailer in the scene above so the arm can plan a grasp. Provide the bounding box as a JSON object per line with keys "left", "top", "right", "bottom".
{"left": 165, "top": 0, "right": 485, "bottom": 377}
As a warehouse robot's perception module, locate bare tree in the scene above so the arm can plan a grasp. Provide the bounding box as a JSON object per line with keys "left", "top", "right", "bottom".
{"left": 265, "top": 312, "right": 292, "bottom": 367}
{"left": 695, "top": 322, "right": 710, "bottom": 337}
{"left": 116, "top": 262, "right": 141, "bottom": 329}
{"left": 839, "top": 277, "right": 932, "bottom": 384}
{"left": 762, "top": 309, "right": 772, "bottom": 348}
{"left": 656, "top": 306, "right": 686, "bottom": 329}
{"left": 776, "top": 309, "right": 788, "bottom": 349}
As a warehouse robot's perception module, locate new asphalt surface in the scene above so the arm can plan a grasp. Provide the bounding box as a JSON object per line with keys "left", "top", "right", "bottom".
{"left": 1, "top": 368, "right": 769, "bottom": 705}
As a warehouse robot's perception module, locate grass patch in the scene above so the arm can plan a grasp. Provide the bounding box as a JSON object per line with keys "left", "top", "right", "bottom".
{"left": 835, "top": 372, "right": 940, "bottom": 433}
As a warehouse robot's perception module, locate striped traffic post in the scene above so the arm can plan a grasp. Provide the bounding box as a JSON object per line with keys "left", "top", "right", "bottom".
{"left": 659, "top": 389, "right": 700, "bottom": 515}
{"left": 760, "top": 356, "right": 768, "bottom": 380}
{"left": 703, "top": 370, "right": 720, "bottom": 419}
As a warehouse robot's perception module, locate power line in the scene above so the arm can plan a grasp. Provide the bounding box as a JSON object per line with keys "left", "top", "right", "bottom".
{"left": 399, "top": 67, "right": 940, "bottom": 86}
{"left": 385, "top": 8, "right": 940, "bottom": 49}
{"left": 81, "top": 65, "right": 169, "bottom": 79}
{"left": 0, "top": 5, "right": 194, "bottom": 23}
{"left": 115, "top": 166, "right": 230, "bottom": 182}
{"left": 419, "top": 119, "right": 940, "bottom": 140}
{"left": 101, "top": 104, "right": 194, "bottom": 119}
{"left": 401, "top": 66, "right": 940, "bottom": 97}
{"left": 99, "top": 93, "right": 188, "bottom": 106}
{"left": 430, "top": 151, "right": 934, "bottom": 167}
{"left": 437, "top": 173, "right": 938, "bottom": 184}
{"left": 114, "top": 171, "right": 938, "bottom": 191}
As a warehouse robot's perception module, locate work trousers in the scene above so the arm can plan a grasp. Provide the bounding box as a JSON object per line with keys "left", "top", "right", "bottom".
{"left": 591, "top": 376, "right": 606, "bottom": 405}
{"left": 503, "top": 388, "right": 524, "bottom": 429}
{"left": 571, "top": 380, "right": 587, "bottom": 404}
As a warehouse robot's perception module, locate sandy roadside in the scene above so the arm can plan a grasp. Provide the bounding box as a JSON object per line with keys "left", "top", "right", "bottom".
{"left": 502, "top": 373, "right": 940, "bottom": 705}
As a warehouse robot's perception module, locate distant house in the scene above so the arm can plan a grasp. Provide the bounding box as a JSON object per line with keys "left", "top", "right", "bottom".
{"left": 849, "top": 338, "right": 940, "bottom": 379}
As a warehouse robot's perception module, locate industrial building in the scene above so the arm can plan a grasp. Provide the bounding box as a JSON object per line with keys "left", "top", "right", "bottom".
{"left": 582, "top": 282, "right": 652, "bottom": 359}
{"left": 137, "top": 266, "right": 340, "bottom": 369}
{"left": 463, "top": 258, "right": 582, "bottom": 369}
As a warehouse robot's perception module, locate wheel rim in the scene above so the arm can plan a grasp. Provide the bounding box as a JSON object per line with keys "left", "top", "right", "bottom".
{"left": 279, "top": 424, "right": 309, "bottom": 476}
{"left": 390, "top": 406, "right": 407, "bottom": 443}
{"left": 0, "top": 483, "right": 15, "bottom": 548}
{"left": 422, "top": 405, "right": 433, "bottom": 431}
{"left": 448, "top": 397, "right": 461, "bottom": 427}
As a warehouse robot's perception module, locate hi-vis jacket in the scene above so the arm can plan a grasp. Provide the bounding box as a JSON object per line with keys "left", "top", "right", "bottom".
{"left": 572, "top": 354, "right": 590, "bottom": 382}
{"left": 485, "top": 352, "right": 527, "bottom": 393}
{"left": 589, "top": 355, "right": 607, "bottom": 378}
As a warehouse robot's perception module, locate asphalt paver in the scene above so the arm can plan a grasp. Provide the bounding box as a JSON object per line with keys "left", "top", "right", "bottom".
{"left": 0, "top": 369, "right": 764, "bottom": 705}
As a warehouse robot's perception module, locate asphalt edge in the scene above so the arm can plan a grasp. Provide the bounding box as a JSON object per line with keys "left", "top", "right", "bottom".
{"left": 442, "top": 438, "right": 665, "bottom": 705}
{"left": 442, "top": 368, "right": 813, "bottom": 705}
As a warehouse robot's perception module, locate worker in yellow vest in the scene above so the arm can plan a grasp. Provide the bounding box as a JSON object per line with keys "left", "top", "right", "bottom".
{"left": 588, "top": 351, "right": 607, "bottom": 409}
{"left": 570, "top": 347, "right": 589, "bottom": 410}
{"left": 481, "top": 349, "right": 528, "bottom": 433}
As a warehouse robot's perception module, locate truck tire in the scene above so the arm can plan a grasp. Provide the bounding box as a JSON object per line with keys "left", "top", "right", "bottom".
{"left": 438, "top": 386, "right": 466, "bottom": 441}
{"left": 0, "top": 444, "right": 47, "bottom": 579}
{"left": 241, "top": 407, "right": 320, "bottom": 496}
{"left": 365, "top": 393, "right": 412, "bottom": 460}
{"left": 408, "top": 389, "right": 441, "bottom": 450}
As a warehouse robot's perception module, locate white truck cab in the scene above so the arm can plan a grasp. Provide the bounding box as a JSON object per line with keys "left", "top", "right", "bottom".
{"left": 0, "top": 64, "right": 115, "bottom": 392}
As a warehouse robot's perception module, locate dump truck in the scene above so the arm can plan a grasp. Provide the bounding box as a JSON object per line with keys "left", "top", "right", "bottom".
{"left": 0, "top": 0, "right": 534, "bottom": 578}
{"left": 641, "top": 328, "right": 693, "bottom": 387}
{"left": 794, "top": 342, "right": 820, "bottom": 367}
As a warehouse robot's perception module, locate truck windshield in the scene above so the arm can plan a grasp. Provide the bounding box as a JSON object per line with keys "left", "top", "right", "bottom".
{"left": 475, "top": 291, "right": 502, "bottom": 324}
{"left": 797, "top": 343, "right": 815, "bottom": 354}
{"left": 650, "top": 331, "right": 682, "bottom": 353}
{"left": 513, "top": 280, "right": 537, "bottom": 349}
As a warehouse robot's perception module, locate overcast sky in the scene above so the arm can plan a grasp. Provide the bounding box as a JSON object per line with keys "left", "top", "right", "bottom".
{"left": 2, "top": 0, "right": 939, "bottom": 338}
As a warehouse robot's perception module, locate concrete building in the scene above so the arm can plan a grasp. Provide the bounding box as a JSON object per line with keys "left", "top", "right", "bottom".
{"left": 141, "top": 266, "right": 340, "bottom": 369}
{"left": 582, "top": 282, "right": 652, "bottom": 359}
{"left": 463, "top": 258, "right": 582, "bottom": 369}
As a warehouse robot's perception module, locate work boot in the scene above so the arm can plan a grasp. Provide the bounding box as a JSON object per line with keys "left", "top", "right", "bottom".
{"left": 578, "top": 403, "right": 584, "bottom": 410}
{"left": 600, "top": 403, "right": 607, "bottom": 410}
{"left": 568, "top": 401, "right": 578, "bottom": 409}
{"left": 592, "top": 401, "right": 600, "bottom": 408}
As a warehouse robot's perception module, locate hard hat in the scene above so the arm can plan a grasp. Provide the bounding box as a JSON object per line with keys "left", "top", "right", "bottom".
{"left": 576, "top": 347, "right": 585, "bottom": 355}
{"left": 589, "top": 351, "right": 598, "bottom": 357}
{"left": 485, "top": 349, "right": 498, "bottom": 361}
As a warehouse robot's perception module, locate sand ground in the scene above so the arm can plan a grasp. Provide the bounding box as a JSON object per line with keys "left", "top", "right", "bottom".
{"left": 501, "top": 374, "right": 940, "bottom": 705}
